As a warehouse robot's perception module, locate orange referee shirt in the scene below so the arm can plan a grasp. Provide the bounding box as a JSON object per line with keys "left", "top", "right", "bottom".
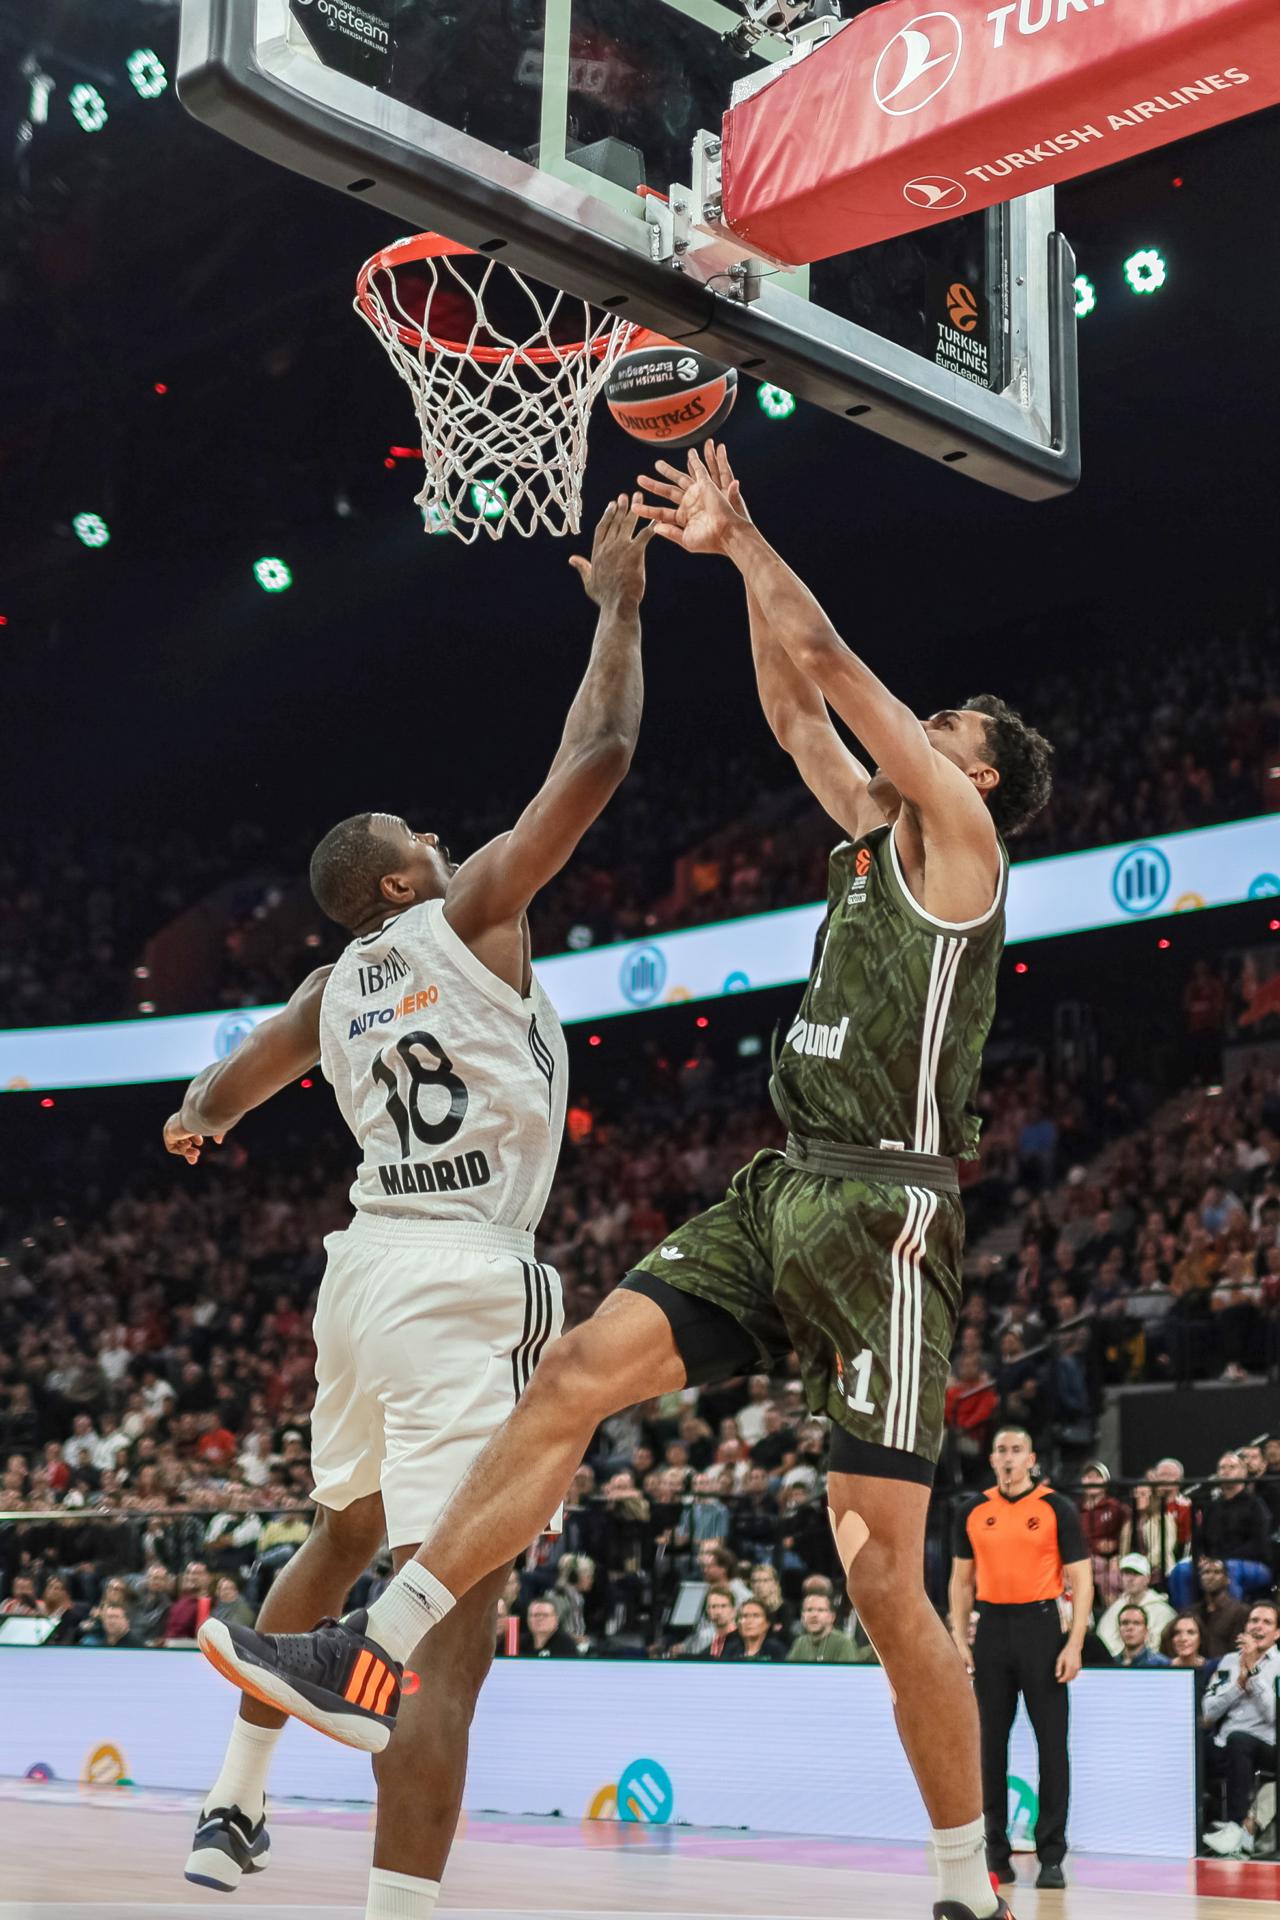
{"left": 954, "top": 1484, "right": 1088, "bottom": 1605}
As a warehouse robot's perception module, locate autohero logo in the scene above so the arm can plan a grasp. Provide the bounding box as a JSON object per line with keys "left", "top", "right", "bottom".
{"left": 903, "top": 175, "right": 967, "bottom": 213}
{"left": 872, "top": 13, "right": 964, "bottom": 116}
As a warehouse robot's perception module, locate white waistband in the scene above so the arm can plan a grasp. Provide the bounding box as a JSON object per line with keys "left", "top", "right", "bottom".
{"left": 341, "top": 1211, "right": 536, "bottom": 1260}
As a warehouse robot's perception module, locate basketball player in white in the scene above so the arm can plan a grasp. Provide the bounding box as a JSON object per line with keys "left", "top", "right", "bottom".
{"left": 164, "top": 496, "right": 655, "bottom": 1920}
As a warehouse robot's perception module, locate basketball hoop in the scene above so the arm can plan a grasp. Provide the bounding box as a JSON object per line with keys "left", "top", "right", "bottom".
{"left": 355, "top": 234, "right": 630, "bottom": 542}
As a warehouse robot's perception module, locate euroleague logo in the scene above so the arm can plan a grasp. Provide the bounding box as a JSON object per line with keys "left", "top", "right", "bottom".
{"left": 946, "top": 283, "right": 980, "bottom": 333}
{"left": 855, "top": 847, "right": 872, "bottom": 878}
{"left": 872, "top": 12, "right": 964, "bottom": 116}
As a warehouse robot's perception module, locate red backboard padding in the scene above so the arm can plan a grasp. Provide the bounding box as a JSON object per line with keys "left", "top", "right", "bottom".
{"left": 722, "top": 0, "right": 1280, "bottom": 265}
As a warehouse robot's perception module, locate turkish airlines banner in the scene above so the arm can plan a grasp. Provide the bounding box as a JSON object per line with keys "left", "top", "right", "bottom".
{"left": 721, "top": 0, "right": 1280, "bottom": 265}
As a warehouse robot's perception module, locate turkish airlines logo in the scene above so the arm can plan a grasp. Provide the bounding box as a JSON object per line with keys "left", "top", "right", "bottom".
{"left": 873, "top": 12, "right": 964, "bottom": 116}
{"left": 904, "top": 175, "right": 967, "bottom": 213}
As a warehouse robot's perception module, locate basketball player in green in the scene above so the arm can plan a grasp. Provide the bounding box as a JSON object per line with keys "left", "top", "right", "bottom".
{"left": 205, "top": 445, "right": 1051, "bottom": 1920}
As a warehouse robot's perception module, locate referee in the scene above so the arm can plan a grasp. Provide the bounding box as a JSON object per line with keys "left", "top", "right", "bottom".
{"left": 948, "top": 1426, "right": 1093, "bottom": 1893}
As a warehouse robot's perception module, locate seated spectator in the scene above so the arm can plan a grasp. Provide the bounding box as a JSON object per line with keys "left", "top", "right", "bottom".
{"left": 1202, "top": 1600, "right": 1280, "bottom": 1859}
{"left": 1193, "top": 1557, "right": 1253, "bottom": 1659}
{"left": 1199, "top": 1453, "right": 1273, "bottom": 1567}
{"left": 697, "top": 1544, "right": 750, "bottom": 1606}
{"left": 1160, "top": 1613, "right": 1208, "bottom": 1670}
{"left": 1113, "top": 1603, "right": 1171, "bottom": 1669}
{"left": 1077, "top": 1462, "right": 1131, "bottom": 1610}
{"left": 943, "top": 1353, "right": 998, "bottom": 1485}
{"left": 129, "top": 1562, "right": 175, "bottom": 1645}
{"left": 553, "top": 1553, "right": 602, "bottom": 1644}
{"left": 0, "top": 1575, "right": 41, "bottom": 1617}
{"left": 212, "top": 1575, "right": 255, "bottom": 1628}
{"left": 748, "top": 1563, "right": 794, "bottom": 1641}
{"left": 674, "top": 1586, "right": 738, "bottom": 1660}
{"left": 524, "top": 1597, "right": 580, "bottom": 1660}
{"left": 81, "top": 1601, "right": 142, "bottom": 1649}
{"left": 731, "top": 1468, "right": 779, "bottom": 1565}
{"left": 1131, "top": 1464, "right": 1191, "bottom": 1582}
{"left": 787, "top": 1590, "right": 859, "bottom": 1664}
{"left": 735, "top": 1376, "right": 776, "bottom": 1447}
{"left": 38, "top": 1576, "right": 89, "bottom": 1646}
{"left": 1096, "top": 1554, "right": 1176, "bottom": 1657}
{"left": 686, "top": 1471, "right": 732, "bottom": 1548}
{"left": 163, "top": 1561, "right": 213, "bottom": 1643}
{"left": 722, "top": 1597, "right": 787, "bottom": 1663}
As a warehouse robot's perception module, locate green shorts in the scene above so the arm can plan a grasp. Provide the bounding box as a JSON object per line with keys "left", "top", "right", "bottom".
{"left": 627, "top": 1147, "right": 964, "bottom": 1482}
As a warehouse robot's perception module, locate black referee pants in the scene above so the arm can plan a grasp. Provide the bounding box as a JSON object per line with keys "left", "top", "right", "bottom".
{"left": 974, "top": 1600, "right": 1070, "bottom": 1869}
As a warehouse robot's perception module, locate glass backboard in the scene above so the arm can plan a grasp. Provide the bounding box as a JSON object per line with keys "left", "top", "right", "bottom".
{"left": 178, "top": 0, "right": 1080, "bottom": 498}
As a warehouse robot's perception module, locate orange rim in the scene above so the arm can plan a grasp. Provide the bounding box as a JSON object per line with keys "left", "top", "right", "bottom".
{"left": 355, "top": 232, "right": 616, "bottom": 366}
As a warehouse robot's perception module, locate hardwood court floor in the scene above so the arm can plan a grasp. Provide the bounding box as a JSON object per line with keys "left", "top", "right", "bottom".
{"left": 3, "top": 1784, "right": 1275, "bottom": 1919}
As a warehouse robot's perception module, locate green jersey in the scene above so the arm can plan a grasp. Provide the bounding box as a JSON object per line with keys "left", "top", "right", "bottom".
{"left": 771, "top": 823, "right": 1008, "bottom": 1160}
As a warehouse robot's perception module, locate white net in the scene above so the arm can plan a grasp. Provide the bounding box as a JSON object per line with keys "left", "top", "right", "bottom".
{"left": 355, "top": 238, "right": 631, "bottom": 542}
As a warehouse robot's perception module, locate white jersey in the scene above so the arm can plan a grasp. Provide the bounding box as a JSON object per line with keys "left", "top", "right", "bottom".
{"left": 319, "top": 898, "right": 568, "bottom": 1232}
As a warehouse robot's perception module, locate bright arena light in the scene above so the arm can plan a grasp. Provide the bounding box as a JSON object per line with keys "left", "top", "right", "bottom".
{"left": 757, "top": 384, "right": 797, "bottom": 420}
{"left": 68, "top": 83, "right": 108, "bottom": 133}
{"left": 126, "top": 49, "right": 168, "bottom": 100}
{"left": 1072, "top": 274, "right": 1097, "bottom": 320}
{"left": 253, "top": 557, "right": 293, "bottom": 593}
{"left": 1124, "top": 248, "right": 1168, "bottom": 296}
{"left": 469, "top": 480, "right": 509, "bottom": 521}
{"left": 72, "top": 512, "right": 111, "bottom": 548}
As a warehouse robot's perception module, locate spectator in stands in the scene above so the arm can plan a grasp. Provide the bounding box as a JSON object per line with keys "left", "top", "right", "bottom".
{"left": 37, "top": 1576, "right": 88, "bottom": 1646}
{"left": 1077, "top": 1463, "right": 1130, "bottom": 1609}
{"left": 698, "top": 1544, "right": 750, "bottom": 1606}
{"left": 524, "top": 1597, "right": 580, "bottom": 1660}
{"left": 1242, "top": 1441, "right": 1280, "bottom": 1531}
{"left": 1202, "top": 1600, "right": 1280, "bottom": 1858}
{"left": 1160, "top": 1613, "right": 1208, "bottom": 1670}
{"left": 1198, "top": 1453, "right": 1273, "bottom": 1567}
{"left": 1193, "top": 1558, "right": 1253, "bottom": 1660}
{"left": 723, "top": 1597, "right": 787, "bottom": 1663}
{"left": 129, "top": 1563, "right": 175, "bottom": 1645}
{"left": 1131, "top": 1467, "right": 1190, "bottom": 1581}
{"left": 1113, "top": 1604, "right": 1171, "bottom": 1669}
{"left": 942, "top": 1352, "right": 998, "bottom": 1486}
{"left": 162, "top": 1561, "right": 212, "bottom": 1643}
{"left": 0, "top": 1575, "right": 40, "bottom": 1617}
{"left": 735, "top": 1376, "right": 776, "bottom": 1447}
{"left": 748, "top": 1563, "right": 794, "bottom": 1641}
{"left": 1096, "top": 1554, "right": 1176, "bottom": 1658}
{"left": 787, "top": 1590, "right": 858, "bottom": 1664}
{"left": 675, "top": 1586, "right": 738, "bottom": 1660}
{"left": 686, "top": 1471, "right": 732, "bottom": 1547}
{"left": 553, "top": 1554, "right": 601, "bottom": 1644}
{"left": 82, "top": 1601, "right": 142, "bottom": 1649}
{"left": 212, "top": 1575, "right": 255, "bottom": 1628}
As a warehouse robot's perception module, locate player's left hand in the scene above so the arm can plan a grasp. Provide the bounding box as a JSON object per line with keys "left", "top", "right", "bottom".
{"left": 1055, "top": 1645, "right": 1082, "bottom": 1685}
{"left": 163, "top": 1112, "right": 223, "bottom": 1165}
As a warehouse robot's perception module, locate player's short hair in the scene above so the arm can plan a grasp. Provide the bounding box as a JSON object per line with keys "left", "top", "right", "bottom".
{"left": 963, "top": 694, "right": 1054, "bottom": 838}
{"left": 309, "top": 812, "right": 394, "bottom": 930}
{"left": 706, "top": 1585, "right": 736, "bottom": 1607}
{"left": 1118, "top": 1604, "right": 1149, "bottom": 1627}
{"left": 992, "top": 1425, "right": 1034, "bottom": 1450}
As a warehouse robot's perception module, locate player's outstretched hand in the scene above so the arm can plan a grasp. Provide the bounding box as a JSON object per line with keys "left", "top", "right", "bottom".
{"left": 569, "top": 493, "right": 657, "bottom": 607}
{"left": 163, "top": 1111, "right": 223, "bottom": 1166}
{"left": 634, "top": 441, "right": 750, "bottom": 553}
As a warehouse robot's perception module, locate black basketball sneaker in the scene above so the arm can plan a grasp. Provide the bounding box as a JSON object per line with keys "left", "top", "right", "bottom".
{"left": 934, "top": 1902, "right": 1016, "bottom": 1920}
{"left": 184, "top": 1802, "right": 271, "bottom": 1892}
{"left": 198, "top": 1609, "right": 402, "bottom": 1754}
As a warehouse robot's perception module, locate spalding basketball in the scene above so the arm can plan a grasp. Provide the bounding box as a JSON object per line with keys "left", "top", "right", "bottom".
{"left": 605, "top": 332, "right": 738, "bottom": 450}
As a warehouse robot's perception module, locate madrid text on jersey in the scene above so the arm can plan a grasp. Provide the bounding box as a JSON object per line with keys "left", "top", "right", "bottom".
{"left": 377, "top": 1148, "right": 492, "bottom": 1197}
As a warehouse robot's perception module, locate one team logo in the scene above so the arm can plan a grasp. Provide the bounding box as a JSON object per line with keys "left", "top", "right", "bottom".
{"left": 872, "top": 13, "right": 964, "bottom": 116}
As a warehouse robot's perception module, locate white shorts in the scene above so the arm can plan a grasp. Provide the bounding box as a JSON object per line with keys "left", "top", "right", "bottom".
{"left": 309, "top": 1212, "right": 563, "bottom": 1549}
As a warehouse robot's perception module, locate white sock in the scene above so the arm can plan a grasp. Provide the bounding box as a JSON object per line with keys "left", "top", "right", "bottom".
{"left": 366, "top": 1866, "right": 440, "bottom": 1918}
{"left": 363, "top": 1562, "right": 456, "bottom": 1665}
{"left": 202, "top": 1716, "right": 283, "bottom": 1823}
{"left": 933, "top": 1817, "right": 998, "bottom": 1916}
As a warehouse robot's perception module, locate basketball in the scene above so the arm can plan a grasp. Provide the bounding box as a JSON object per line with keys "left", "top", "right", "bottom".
{"left": 605, "top": 332, "right": 738, "bottom": 449}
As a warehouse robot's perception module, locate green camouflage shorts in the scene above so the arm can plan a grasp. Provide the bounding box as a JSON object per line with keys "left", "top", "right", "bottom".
{"left": 629, "top": 1146, "right": 964, "bottom": 1476}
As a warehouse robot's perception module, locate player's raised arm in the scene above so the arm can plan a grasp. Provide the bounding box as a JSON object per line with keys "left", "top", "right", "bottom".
{"left": 443, "top": 495, "right": 654, "bottom": 945}
{"left": 162, "top": 966, "right": 333, "bottom": 1162}
{"left": 638, "top": 447, "right": 880, "bottom": 840}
